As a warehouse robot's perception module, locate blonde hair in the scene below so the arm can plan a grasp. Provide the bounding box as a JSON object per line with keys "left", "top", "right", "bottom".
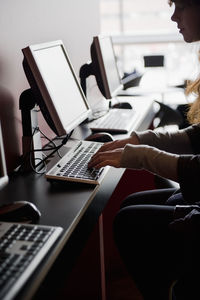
{"left": 186, "top": 78, "right": 200, "bottom": 124}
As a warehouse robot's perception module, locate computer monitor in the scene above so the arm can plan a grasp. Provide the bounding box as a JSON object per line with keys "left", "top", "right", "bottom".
{"left": 80, "top": 36, "right": 123, "bottom": 100}
{"left": 0, "top": 122, "right": 8, "bottom": 190}
{"left": 22, "top": 40, "right": 91, "bottom": 137}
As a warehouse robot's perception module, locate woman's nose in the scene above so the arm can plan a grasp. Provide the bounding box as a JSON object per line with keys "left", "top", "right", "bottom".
{"left": 171, "top": 8, "right": 179, "bottom": 23}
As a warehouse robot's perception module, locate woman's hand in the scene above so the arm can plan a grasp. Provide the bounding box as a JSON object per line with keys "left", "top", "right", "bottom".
{"left": 88, "top": 148, "right": 123, "bottom": 169}
{"left": 95, "top": 134, "right": 139, "bottom": 153}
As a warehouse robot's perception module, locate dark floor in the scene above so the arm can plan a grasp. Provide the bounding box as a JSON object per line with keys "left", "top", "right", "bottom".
{"left": 105, "top": 259, "right": 143, "bottom": 300}
{"left": 107, "top": 277, "right": 142, "bottom": 300}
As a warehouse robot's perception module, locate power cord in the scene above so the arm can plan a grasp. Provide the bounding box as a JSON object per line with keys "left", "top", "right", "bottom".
{"left": 16, "top": 128, "right": 71, "bottom": 174}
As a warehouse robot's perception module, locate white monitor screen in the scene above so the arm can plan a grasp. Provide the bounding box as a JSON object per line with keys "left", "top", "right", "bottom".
{"left": 93, "top": 36, "right": 123, "bottom": 99}
{"left": 22, "top": 40, "right": 91, "bottom": 136}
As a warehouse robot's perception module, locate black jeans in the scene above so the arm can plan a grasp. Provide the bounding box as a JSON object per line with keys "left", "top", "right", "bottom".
{"left": 113, "top": 188, "right": 200, "bottom": 300}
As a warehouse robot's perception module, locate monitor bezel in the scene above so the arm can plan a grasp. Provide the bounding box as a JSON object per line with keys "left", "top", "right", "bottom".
{"left": 22, "top": 40, "right": 91, "bottom": 136}
{"left": 91, "top": 36, "right": 123, "bottom": 99}
{"left": 0, "top": 122, "right": 8, "bottom": 190}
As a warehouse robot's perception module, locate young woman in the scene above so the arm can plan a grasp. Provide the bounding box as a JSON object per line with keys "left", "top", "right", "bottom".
{"left": 88, "top": 1, "right": 200, "bottom": 299}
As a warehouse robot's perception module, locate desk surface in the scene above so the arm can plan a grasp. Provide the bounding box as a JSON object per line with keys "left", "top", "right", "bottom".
{"left": 0, "top": 96, "right": 155, "bottom": 300}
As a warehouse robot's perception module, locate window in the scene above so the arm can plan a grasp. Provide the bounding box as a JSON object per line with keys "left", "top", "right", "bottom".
{"left": 100, "top": 0, "right": 176, "bottom": 35}
{"left": 100, "top": 0, "right": 199, "bottom": 86}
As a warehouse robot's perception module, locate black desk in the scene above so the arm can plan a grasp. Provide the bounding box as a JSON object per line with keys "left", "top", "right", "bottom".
{"left": 0, "top": 96, "right": 155, "bottom": 300}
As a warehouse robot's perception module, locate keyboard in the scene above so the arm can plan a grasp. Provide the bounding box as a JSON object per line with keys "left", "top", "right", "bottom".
{"left": 0, "top": 222, "right": 63, "bottom": 300}
{"left": 45, "top": 140, "right": 109, "bottom": 185}
{"left": 88, "top": 108, "right": 139, "bottom": 134}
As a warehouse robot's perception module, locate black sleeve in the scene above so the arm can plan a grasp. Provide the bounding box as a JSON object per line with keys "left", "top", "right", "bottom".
{"left": 178, "top": 155, "right": 200, "bottom": 204}
{"left": 185, "top": 124, "right": 200, "bottom": 154}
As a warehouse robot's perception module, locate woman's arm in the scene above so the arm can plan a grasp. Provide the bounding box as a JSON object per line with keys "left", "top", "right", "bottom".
{"left": 88, "top": 143, "right": 179, "bottom": 182}
{"left": 93, "top": 125, "right": 197, "bottom": 155}
{"left": 121, "top": 144, "right": 179, "bottom": 182}
{"left": 88, "top": 124, "right": 200, "bottom": 203}
{"left": 135, "top": 128, "right": 193, "bottom": 154}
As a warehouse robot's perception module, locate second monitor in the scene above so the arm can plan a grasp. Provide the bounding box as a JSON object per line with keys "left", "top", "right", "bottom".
{"left": 80, "top": 35, "right": 135, "bottom": 110}
{"left": 80, "top": 35, "right": 123, "bottom": 100}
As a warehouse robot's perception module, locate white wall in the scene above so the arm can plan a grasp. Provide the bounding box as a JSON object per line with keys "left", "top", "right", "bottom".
{"left": 0, "top": 0, "right": 100, "bottom": 171}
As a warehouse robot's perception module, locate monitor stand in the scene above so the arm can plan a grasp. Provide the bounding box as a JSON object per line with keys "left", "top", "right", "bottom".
{"left": 19, "top": 89, "right": 43, "bottom": 172}
{"left": 79, "top": 63, "right": 111, "bottom": 120}
{"left": 79, "top": 62, "right": 94, "bottom": 97}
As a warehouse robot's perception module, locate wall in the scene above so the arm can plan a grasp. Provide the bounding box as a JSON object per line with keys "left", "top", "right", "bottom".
{"left": 0, "top": 0, "right": 100, "bottom": 172}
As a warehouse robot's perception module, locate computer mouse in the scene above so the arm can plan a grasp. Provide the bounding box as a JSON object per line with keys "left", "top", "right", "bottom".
{"left": 86, "top": 132, "right": 114, "bottom": 143}
{"left": 112, "top": 102, "right": 132, "bottom": 109}
{"left": 0, "top": 201, "right": 41, "bottom": 223}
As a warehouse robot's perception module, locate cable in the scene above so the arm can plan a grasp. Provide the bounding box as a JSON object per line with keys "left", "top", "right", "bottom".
{"left": 39, "top": 128, "right": 62, "bottom": 158}
{"left": 33, "top": 132, "right": 71, "bottom": 171}
{"left": 29, "top": 129, "right": 47, "bottom": 174}
{"left": 15, "top": 126, "right": 39, "bottom": 173}
{"left": 16, "top": 128, "right": 71, "bottom": 174}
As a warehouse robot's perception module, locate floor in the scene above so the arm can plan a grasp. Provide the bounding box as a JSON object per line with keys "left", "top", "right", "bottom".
{"left": 105, "top": 254, "right": 143, "bottom": 300}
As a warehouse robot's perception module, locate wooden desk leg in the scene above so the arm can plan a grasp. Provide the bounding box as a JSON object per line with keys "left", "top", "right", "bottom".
{"left": 99, "top": 214, "right": 106, "bottom": 300}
